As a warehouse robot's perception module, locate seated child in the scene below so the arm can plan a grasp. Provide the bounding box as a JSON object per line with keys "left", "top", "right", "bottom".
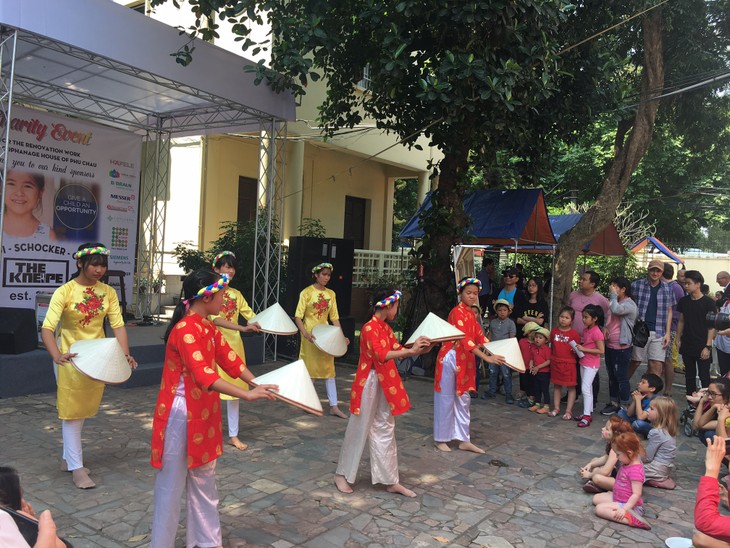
{"left": 592, "top": 432, "right": 651, "bottom": 530}
{"left": 528, "top": 327, "right": 552, "bottom": 414}
{"left": 643, "top": 396, "right": 678, "bottom": 488}
{"left": 581, "top": 415, "right": 633, "bottom": 493}
{"left": 617, "top": 373, "right": 663, "bottom": 437}
{"left": 483, "top": 299, "right": 516, "bottom": 404}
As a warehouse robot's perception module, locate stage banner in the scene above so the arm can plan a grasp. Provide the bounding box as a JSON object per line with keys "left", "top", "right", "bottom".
{"left": 1, "top": 106, "right": 142, "bottom": 314}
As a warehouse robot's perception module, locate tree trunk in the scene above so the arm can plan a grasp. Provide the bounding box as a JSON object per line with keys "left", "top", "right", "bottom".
{"left": 417, "top": 146, "right": 471, "bottom": 320}
{"left": 552, "top": 9, "right": 664, "bottom": 320}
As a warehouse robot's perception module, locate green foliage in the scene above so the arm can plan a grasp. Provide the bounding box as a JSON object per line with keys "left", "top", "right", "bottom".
{"left": 172, "top": 215, "right": 282, "bottom": 303}
{"left": 392, "top": 179, "right": 419, "bottom": 250}
{"left": 297, "top": 217, "right": 326, "bottom": 237}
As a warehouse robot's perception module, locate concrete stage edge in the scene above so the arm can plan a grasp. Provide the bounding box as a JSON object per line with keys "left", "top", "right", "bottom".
{"left": 0, "top": 322, "right": 267, "bottom": 398}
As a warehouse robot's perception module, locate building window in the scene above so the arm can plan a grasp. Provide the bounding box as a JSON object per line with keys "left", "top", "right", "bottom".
{"left": 344, "top": 196, "right": 368, "bottom": 249}
{"left": 356, "top": 65, "right": 371, "bottom": 91}
{"left": 237, "top": 176, "right": 257, "bottom": 223}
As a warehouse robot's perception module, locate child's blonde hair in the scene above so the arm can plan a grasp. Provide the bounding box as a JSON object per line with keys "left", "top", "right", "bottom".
{"left": 649, "top": 396, "right": 678, "bottom": 437}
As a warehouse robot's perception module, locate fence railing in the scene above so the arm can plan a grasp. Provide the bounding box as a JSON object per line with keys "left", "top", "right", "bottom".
{"left": 353, "top": 248, "right": 411, "bottom": 287}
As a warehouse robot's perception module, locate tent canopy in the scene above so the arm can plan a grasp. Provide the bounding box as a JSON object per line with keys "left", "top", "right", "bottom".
{"left": 630, "top": 236, "right": 684, "bottom": 264}
{"left": 400, "top": 189, "right": 556, "bottom": 246}
{"left": 503, "top": 214, "right": 625, "bottom": 256}
{"left": 0, "top": 0, "right": 295, "bottom": 136}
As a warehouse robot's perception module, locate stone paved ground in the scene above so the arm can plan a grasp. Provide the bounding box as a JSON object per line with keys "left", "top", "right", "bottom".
{"left": 1, "top": 362, "right": 709, "bottom": 547}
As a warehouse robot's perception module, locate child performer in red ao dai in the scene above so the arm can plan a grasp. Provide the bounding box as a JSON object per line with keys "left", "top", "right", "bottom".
{"left": 150, "top": 270, "right": 277, "bottom": 548}
{"left": 335, "top": 288, "right": 432, "bottom": 497}
{"left": 434, "top": 277, "right": 506, "bottom": 453}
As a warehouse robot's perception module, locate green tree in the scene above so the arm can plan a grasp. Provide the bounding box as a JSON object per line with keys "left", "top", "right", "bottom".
{"left": 153, "top": 0, "right": 572, "bottom": 319}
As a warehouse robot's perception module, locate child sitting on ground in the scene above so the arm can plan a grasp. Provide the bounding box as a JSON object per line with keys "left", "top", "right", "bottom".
{"left": 581, "top": 415, "right": 633, "bottom": 494}
{"left": 528, "top": 327, "right": 552, "bottom": 414}
{"left": 617, "top": 373, "right": 664, "bottom": 437}
{"left": 550, "top": 306, "right": 580, "bottom": 420}
{"left": 483, "top": 299, "right": 517, "bottom": 404}
{"left": 592, "top": 432, "right": 651, "bottom": 530}
{"left": 642, "top": 396, "right": 678, "bottom": 489}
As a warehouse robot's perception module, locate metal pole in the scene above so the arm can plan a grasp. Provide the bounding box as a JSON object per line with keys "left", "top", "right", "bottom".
{"left": 0, "top": 30, "right": 18, "bottom": 263}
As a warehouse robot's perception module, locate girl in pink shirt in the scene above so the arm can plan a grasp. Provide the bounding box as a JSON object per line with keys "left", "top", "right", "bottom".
{"left": 593, "top": 432, "right": 650, "bottom": 530}
{"left": 575, "top": 304, "right": 605, "bottom": 428}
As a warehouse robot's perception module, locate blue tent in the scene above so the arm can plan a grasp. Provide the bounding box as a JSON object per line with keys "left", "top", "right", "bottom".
{"left": 504, "top": 214, "right": 625, "bottom": 256}
{"left": 630, "top": 236, "right": 684, "bottom": 264}
{"left": 399, "top": 189, "right": 557, "bottom": 246}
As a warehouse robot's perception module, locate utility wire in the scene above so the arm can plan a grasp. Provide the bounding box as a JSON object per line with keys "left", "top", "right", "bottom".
{"left": 559, "top": 0, "right": 671, "bottom": 56}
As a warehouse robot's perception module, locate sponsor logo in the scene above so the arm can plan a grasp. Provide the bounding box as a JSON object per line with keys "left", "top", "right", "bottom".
{"left": 110, "top": 159, "right": 135, "bottom": 169}
{"left": 110, "top": 180, "right": 133, "bottom": 189}
{"left": 111, "top": 227, "right": 129, "bottom": 250}
{"left": 110, "top": 193, "right": 133, "bottom": 202}
{"left": 2, "top": 258, "right": 68, "bottom": 287}
{"left": 106, "top": 204, "right": 132, "bottom": 212}
{"left": 109, "top": 169, "right": 120, "bottom": 178}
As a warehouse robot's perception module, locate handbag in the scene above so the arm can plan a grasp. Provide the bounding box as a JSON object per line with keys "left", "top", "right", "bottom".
{"left": 630, "top": 318, "right": 650, "bottom": 348}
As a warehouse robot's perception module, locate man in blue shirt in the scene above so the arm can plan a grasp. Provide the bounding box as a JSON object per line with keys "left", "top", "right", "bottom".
{"left": 628, "top": 259, "right": 677, "bottom": 379}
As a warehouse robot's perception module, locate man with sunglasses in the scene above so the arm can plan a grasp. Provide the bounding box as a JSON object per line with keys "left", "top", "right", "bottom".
{"left": 496, "top": 267, "right": 527, "bottom": 319}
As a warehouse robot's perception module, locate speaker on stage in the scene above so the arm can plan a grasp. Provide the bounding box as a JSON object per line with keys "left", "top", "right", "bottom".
{"left": 0, "top": 307, "right": 38, "bottom": 354}
{"left": 285, "top": 237, "right": 354, "bottom": 317}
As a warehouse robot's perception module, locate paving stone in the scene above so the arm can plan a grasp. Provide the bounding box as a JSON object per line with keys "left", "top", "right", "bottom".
{"left": 0, "top": 360, "right": 704, "bottom": 546}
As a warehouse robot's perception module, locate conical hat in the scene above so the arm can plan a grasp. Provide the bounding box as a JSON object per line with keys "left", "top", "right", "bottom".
{"left": 312, "top": 324, "right": 348, "bottom": 357}
{"left": 252, "top": 359, "right": 323, "bottom": 416}
{"left": 69, "top": 338, "right": 132, "bottom": 384}
{"left": 483, "top": 338, "right": 526, "bottom": 373}
{"left": 249, "top": 302, "right": 298, "bottom": 335}
{"left": 405, "top": 312, "right": 465, "bottom": 347}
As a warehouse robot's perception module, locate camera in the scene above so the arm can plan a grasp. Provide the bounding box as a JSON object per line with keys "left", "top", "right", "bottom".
{"left": 706, "top": 312, "right": 730, "bottom": 331}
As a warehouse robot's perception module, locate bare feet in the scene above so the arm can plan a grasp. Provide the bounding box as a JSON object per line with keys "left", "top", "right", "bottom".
{"left": 60, "top": 460, "right": 89, "bottom": 474}
{"left": 334, "top": 474, "right": 353, "bottom": 493}
{"left": 72, "top": 468, "right": 95, "bottom": 489}
{"left": 228, "top": 436, "right": 248, "bottom": 451}
{"left": 458, "top": 441, "right": 485, "bottom": 454}
{"left": 434, "top": 442, "right": 452, "bottom": 452}
{"left": 330, "top": 406, "right": 347, "bottom": 419}
{"left": 387, "top": 483, "right": 416, "bottom": 497}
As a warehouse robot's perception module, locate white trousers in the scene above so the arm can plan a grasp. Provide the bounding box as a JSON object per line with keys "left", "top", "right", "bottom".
{"left": 434, "top": 350, "right": 471, "bottom": 443}
{"left": 151, "top": 394, "right": 221, "bottom": 548}
{"left": 62, "top": 419, "right": 85, "bottom": 471}
{"left": 226, "top": 399, "right": 240, "bottom": 437}
{"left": 335, "top": 370, "right": 399, "bottom": 485}
{"left": 580, "top": 365, "right": 599, "bottom": 417}
{"left": 325, "top": 377, "right": 338, "bottom": 407}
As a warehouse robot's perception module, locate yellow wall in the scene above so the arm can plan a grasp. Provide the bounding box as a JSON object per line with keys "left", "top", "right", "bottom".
{"left": 299, "top": 144, "right": 395, "bottom": 249}
{"left": 199, "top": 135, "right": 260, "bottom": 247}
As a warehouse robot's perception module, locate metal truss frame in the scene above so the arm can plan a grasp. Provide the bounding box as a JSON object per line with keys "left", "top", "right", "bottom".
{"left": 253, "top": 118, "right": 287, "bottom": 360}
{"left": 1, "top": 25, "right": 288, "bottom": 327}
{"left": 0, "top": 30, "right": 18, "bottom": 256}
{"left": 136, "top": 126, "right": 170, "bottom": 321}
{"left": 11, "top": 31, "right": 272, "bottom": 135}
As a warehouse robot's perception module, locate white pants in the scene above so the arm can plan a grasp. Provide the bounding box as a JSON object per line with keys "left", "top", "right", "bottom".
{"left": 325, "top": 378, "right": 338, "bottom": 407}
{"left": 335, "top": 371, "right": 399, "bottom": 485}
{"left": 151, "top": 394, "right": 221, "bottom": 548}
{"left": 226, "top": 399, "right": 240, "bottom": 437}
{"left": 581, "top": 365, "right": 599, "bottom": 417}
{"left": 62, "top": 419, "right": 85, "bottom": 471}
{"left": 434, "top": 350, "right": 471, "bottom": 443}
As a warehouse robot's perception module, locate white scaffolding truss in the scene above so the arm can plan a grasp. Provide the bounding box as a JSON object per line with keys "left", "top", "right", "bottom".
{"left": 253, "top": 120, "right": 287, "bottom": 360}
{"left": 0, "top": 0, "right": 293, "bottom": 323}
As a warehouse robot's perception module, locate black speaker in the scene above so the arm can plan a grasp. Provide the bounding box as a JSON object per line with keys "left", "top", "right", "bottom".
{"left": 285, "top": 237, "right": 354, "bottom": 316}
{"left": 0, "top": 307, "right": 38, "bottom": 354}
